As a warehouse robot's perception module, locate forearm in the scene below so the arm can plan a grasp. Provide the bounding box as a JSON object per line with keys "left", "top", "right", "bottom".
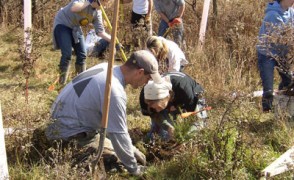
{"left": 177, "top": 4, "right": 185, "bottom": 18}
{"left": 147, "top": 0, "right": 153, "bottom": 16}
{"left": 108, "top": 132, "right": 138, "bottom": 173}
{"left": 159, "top": 12, "right": 170, "bottom": 23}
{"left": 71, "top": 1, "right": 90, "bottom": 12}
{"left": 98, "top": 31, "right": 111, "bottom": 42}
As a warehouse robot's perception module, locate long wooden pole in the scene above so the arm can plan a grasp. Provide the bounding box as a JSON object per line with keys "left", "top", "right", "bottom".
{"left": 93, "top": 0, "right": 120, "bottom": 170}
{"left": 101, "top": 1, "right": 119, "bottom": 129}
{"left": 198, "top": 0, "right": 211, "bottom": 50}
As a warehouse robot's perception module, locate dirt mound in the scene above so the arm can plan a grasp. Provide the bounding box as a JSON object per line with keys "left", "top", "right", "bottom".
{"left": 129, "top": 128, "right": 185, "bottom": 163}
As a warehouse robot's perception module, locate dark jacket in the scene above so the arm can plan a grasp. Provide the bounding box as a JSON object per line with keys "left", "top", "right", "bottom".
{"left": 140, "top": 72, "right": 204, "bottom": 116}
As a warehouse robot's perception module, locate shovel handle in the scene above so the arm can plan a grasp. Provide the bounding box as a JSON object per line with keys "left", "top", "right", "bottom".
{"left": 180, "top": 106, "right": 212, "bottom": 118}
{"left": 48, "top": 77, "right": 59, "bottom": 91}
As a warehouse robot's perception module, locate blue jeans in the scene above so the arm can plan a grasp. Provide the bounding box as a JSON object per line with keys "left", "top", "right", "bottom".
{"left": 257, "top": 52, "right": 291, "bottom": 111}
{"left": 92, "top": 39, "right": 109, "bottom": 57}
{"left": 158, "top": 19, "right": 184, "bottom": 46}
{"left": 147, "top": 110, "right": 178, "bottom": 141}
{"left": 54, "top": 24, "right": 86, "bottom": 70}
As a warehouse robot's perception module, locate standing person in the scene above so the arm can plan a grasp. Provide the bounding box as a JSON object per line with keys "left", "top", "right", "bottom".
{"left": 45, "top": 50, "right": 162, "bottom": 175}
{"left": 53, "top": 0, "right": 112, "bottom": 85}
{"left": 131, "top": 0, "right": 153, "bottom": 31}
{"left": 146, "top": 36, "right": 188, "bottom": 73}
{"left": 153, "top": 0, "right": 185, "bottom": 46}
{"left": 257, "top": 0, "right": 294, "bottom": 112}
{"left": 140, "top": 72, "right": 207, "bottom": 141}
{"left": 121, "top": 0, "right": 153, "bottom": 47}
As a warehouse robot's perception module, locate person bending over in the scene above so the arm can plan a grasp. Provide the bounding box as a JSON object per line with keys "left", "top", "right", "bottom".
{"left": 140, "top": 72, "right": 207, "bottom": 141}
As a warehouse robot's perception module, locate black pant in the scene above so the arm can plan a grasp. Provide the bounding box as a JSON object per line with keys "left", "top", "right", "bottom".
{"left": 131, "top": 11, "right": 147, "bottom": 28}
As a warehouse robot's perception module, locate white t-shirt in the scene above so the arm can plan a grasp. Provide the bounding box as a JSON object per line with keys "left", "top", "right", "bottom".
{"left": 133, "top": 0, "right": 149, "bottom": 14}
{"left": 158, "top": 37, "right": 189, "bottom": 72}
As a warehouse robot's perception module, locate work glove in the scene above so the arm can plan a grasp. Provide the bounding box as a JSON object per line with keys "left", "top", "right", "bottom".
{"left": 131, "top": 165, "right": 147, "bottom": 176}
{"left": 145, "top": 15, "right": 151, "bottom": 24}
{"left": 133, "top": 146, "right": 146, "bottom": 165}
{"left": 168, "top": 17, "right": 182, "bottom": 28}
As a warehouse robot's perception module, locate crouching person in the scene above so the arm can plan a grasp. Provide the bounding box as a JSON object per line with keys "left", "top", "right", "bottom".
{"left": 140, "top": 72, "right": 207, "bottom": 141}
{"left": 45, "top": 50, "right": 162, "bottom": 176}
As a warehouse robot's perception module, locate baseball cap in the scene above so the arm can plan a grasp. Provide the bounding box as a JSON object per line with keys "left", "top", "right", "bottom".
{"left": 127, "top": 50, "right": 162, "bottom": 83}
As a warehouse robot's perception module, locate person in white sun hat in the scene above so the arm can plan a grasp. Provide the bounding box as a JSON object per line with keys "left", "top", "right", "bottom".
{"left": 140, "top": 72, "right": 207, "bottom": 141}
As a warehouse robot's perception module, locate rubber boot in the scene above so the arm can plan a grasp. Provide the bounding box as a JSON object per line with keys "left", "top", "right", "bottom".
{"left": 262, "top": 90, "right": 274, "bottom": 112}
{"left": 75, "top": 64, "right": 86, "bottom": 75}
{"left": 59, "top": 65, "right": 70, "bottom": 85}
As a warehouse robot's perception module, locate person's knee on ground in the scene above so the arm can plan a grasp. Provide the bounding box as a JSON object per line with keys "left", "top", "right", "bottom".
{"left": 188, "top": 119, "right": 207, "bottom": 135}
{"left": 279, "top": 72, "right": 292, "bottom": 90}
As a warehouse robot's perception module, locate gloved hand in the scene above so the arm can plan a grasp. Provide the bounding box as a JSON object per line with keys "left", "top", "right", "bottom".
{"left": 168, "top": 17, "right": 182, "bottom": 28}
{"left": 144, "top": 131, "right": 155, "bottom": 145}
{"left": 133, "top": 146, "right": 146, "bottom": 165}
{"left": 115, "top": 43, "right": 124, "bottom": 51}
{"left": 131, "top": 165, "right": 147, "bottom": 176}
{"left": 145, "top": 15, "right": 151, "bottom": 24}
{"left": 88, "top": 0, "right": 94, "bottom": 3}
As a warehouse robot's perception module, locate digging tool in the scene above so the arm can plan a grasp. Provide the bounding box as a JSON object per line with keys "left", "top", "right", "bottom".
{"left": 97, "top": 0, "right": 127, "bottom": 62}
{"left": 163, "top": 27, "right": 170, "bottom": 38}
{"left": 92, "top": 0, "right": 120, "bottom": 172}
{"left": 180, "top": 106, "right": 212, "bottom": 118}
{"left": 163, "top": 18, "right": 182, "bottom": 38}
{"left": 48, "top": 76, "right": 59, "bottom": 91}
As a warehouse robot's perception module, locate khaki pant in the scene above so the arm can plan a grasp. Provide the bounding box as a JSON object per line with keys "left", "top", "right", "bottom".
{"left": 31, "top": 126, "right": 117, "bottom": 168}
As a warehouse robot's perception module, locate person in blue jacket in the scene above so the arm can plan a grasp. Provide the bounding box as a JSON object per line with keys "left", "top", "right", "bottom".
{"left": 257, "top": 0, "right": 294, "bottom": 112}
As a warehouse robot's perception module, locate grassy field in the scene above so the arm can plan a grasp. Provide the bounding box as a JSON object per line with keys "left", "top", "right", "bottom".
{"left": 1, "top": 0, "right": 294, "bottom": 179}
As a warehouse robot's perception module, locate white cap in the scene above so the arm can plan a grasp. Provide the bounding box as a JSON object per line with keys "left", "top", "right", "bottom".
{"left": 144, "top": 77, "right": 172, "bottom": 100}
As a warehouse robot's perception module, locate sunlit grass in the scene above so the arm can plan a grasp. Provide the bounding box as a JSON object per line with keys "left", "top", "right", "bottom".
{"left": 1, "top": 0, "right": 294, "bottom": 179}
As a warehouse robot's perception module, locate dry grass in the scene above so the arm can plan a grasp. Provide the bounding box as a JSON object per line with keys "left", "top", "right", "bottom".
{"left": 0, "top": 0, "right": 294, "bottom": 179}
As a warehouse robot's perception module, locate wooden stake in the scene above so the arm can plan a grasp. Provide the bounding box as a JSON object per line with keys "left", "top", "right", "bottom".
{"left": 198, "top": 0, "right": 211, "bottom": 50}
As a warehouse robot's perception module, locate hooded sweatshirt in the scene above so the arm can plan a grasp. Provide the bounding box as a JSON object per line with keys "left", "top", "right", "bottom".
{"left": 257, "top": 1, "right": 294, "bottom": 56}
